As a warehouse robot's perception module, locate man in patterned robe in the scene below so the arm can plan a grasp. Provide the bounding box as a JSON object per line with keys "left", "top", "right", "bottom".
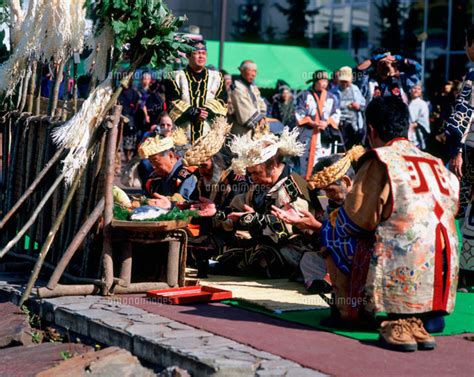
{"left": 165, "top": 40, "right": 227, "bottom": 143}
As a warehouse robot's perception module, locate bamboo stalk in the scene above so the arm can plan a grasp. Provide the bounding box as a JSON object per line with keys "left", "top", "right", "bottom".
{"left": 46, "top": 198, "right": 104, "bottom": 290}
{"left": 0, "top": 146, "right": 65, "bottom": 230}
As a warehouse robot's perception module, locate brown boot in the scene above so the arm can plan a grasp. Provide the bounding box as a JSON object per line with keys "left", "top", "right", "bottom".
{"left": 405, "top": 317, "right": 437, "bottom": 350}
{"left": 379, "top": 319, "right": 417, "bottom": 352}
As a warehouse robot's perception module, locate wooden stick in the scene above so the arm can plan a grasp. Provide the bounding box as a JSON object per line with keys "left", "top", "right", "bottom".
{"left": 37, "top": 284, "right": 101, "bottom": 298}
{"left": 34, "top": 63, "right": 43, "bottom": 115}
{"left": 48, "top": 60, "right": 66, "bottom": 117}
{"left": 0, "top": 173, "right": 64, "bottom": 259}
{"left": 27, "top": 61, "right": 37, "bottom": 113}
{"left": 0, "top": 146, "right": 65, "bottom": 230}
{"left": 101, "top": 106, "right": 122, "bottom": 295}
{"left": 19, "top": 62, "right": 32, "bottom": 113}
{"left": 46, "top": 198, "right": 104, "bottom": 290}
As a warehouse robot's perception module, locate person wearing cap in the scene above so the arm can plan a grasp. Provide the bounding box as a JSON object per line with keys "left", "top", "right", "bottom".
{"left": 165, "top": 40, "right": 227, "bottom": 143}
{"left": 229, "top": 60, "right": 268, "bottom": 136}
{"left": 354, "top": 48, "right": 422, "bottom": 104}
{"left": 330, "top": 66, "right": 366, "bottom": 149}
{"left": 295, "top": 70, "right": 341, "bottom": 180}
{"left": 138, "top": 134, "right": 198, "bottom": 208}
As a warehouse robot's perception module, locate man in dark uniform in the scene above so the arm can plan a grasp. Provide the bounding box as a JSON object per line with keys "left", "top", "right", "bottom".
{"left": 138, "top": 134, "right": 198, "bottom": 207}
{"left": 165, "top": 40, "right": 227, "bottom": 143}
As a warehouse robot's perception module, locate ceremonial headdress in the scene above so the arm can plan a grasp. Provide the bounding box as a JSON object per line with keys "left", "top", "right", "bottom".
{"left": 230, "top": 127, "right": 305, "bottom": 175}
{"left": 138, "top": 128, "right": 188, "bottom": 159}
{"left": 307, "top": 145, "right": 365, "bottom": 190}
{"left": 182, "top": 116, "right": 232, "bottom": 167}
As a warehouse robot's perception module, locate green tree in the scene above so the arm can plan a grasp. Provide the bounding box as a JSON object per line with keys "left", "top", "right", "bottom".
{"left": 232, "top": 1, "right": 263, "bottom": 42}
{"left": 275, "top": 0, "right": 319, "bottom": 46}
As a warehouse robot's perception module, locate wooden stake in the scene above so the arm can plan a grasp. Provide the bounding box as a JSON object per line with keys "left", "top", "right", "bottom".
{"left": 48, "top": 60, "right": 66, "bottom": 117}
{"left": 101, "top": 106, "right": 122, "bottom": 295}
{"left": 46, "top": 198, "right": 104, "bottom": 290}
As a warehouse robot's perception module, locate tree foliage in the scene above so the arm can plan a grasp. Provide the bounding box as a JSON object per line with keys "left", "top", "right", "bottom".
{"left": 275, "top": 0, "right": 319, "bottom": 45}
{"left": 86, "top": 0, "right": 190, "bottom": 70}
{"left": 232, "top": 1, "right": 263, "bottom": 42}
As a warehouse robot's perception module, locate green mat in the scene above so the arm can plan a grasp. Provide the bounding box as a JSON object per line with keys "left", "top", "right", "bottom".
{"left": 222, "top": 292, "right": 474, "bottom": 341}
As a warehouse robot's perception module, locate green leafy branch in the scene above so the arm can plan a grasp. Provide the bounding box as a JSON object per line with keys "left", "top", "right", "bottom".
{"left": 86, "top": 0, "right": 192, "bottom": 71}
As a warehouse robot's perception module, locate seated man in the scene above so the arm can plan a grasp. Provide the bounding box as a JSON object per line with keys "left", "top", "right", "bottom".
{"left": 323, "top": 96, "right": 459, "bottom": 351}
{"left": 272, "top": 146, "right": 365, "bottom": 294}
{"left": 138, "top": 134, "right": 198, "bottom": 207}
{"left": 209, "top": 128, "right": 316, "bottom": 278}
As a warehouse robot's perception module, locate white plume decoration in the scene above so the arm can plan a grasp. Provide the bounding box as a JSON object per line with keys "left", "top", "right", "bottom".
{"left": 51, "top": 78, "right": 113, "bottom": 185}
{"left": 0, "top": 0, "right": 86, "bottom": 96}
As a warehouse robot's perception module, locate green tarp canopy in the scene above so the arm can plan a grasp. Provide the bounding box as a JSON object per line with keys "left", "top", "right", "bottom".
{"left": 206, "top": 40, "right": 356, "bottom": 90}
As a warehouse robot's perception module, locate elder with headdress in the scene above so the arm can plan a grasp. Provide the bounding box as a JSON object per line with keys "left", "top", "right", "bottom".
{"left": 164, "top": 39, "right": 227, "bottom": 143}
{"left": 207, "top": 128, "right": 314, "bottom": 278}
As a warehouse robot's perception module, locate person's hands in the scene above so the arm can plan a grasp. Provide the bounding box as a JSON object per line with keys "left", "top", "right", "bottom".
{"left": 271, "top": 204, "right": 303, "bottom": 225}
{"left": 271, "top": 204, "right": 322, "bottom": 231}
{"left": 190, "top": 196, "right": 217, "bottom": 217}
{"left": 449, "top": 152, "right": 463, "bottom": 179}
{"left": 227, "top": 205, "right": 254, "bottom": 222}
{"left": 350, "top": 102, "right": 360, "bottom": 111}
{"left": 198, "top": 108, "right": 209, "bottom": 121}
{"left": 148, "top": 193, "right": 172, "bottom": 209}
{"left": 316, "top": 120, "right": 328, "bottom": 130}
{"left": 145, "top": 114, "right": 151, "bottom": 124}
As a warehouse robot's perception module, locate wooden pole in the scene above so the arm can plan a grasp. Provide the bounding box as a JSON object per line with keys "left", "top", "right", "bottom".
{"left": 46, "top": 198, "right": 104, "bottom": 290}
{"left": 27, "top": 61, "right": 37, "bottom": 113}
{"left": 0, "top": 146, "right": 65, "bottom": 230}
{"left": 48, "top": 60, "right": 66, "bottom": 117}
{"left": 19, "top": 62, "right": 32, "bottom": 113}
{"left": 34, "top": 63, "right": 43, "bottom": 115}
{"left": 101, "top": 106, "right": 122, "bottom": 295}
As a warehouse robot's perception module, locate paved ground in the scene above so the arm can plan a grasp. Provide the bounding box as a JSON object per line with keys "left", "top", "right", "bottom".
{"left": 0, "top": 274, "right": 325, "bottom": 377}
{"left": 123, "top": 297, "right": 474, "bottom": 377}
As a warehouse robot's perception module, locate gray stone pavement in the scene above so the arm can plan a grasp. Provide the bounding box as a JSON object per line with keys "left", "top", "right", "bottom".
{"left": 0, "top": 274, "right": 327, "bottom": 377}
